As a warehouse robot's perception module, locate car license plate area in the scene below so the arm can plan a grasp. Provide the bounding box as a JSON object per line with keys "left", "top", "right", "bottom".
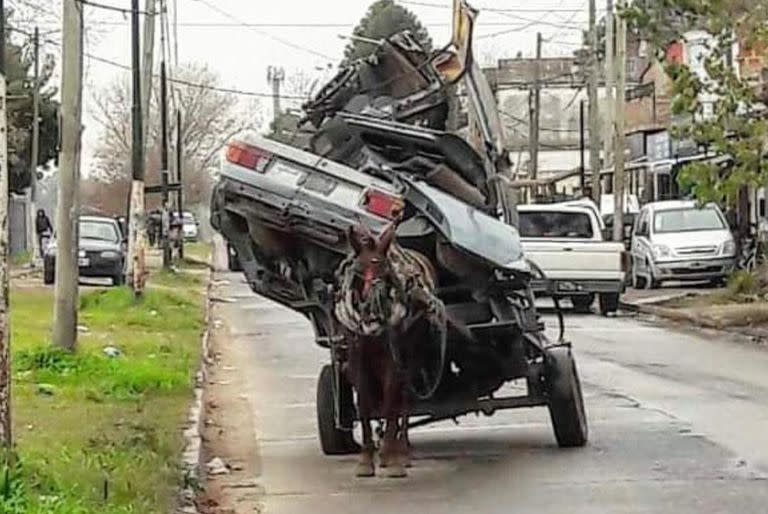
{"left": 78, "top": 258, "right": 90, "bottom": 267}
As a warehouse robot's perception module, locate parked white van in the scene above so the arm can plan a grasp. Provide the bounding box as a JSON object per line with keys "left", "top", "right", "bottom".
{"left": 630, "top": 200, "right": 736, "bottom": 288}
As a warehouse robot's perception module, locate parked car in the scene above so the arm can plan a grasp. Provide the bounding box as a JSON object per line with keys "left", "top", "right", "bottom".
{"left": 44, "top": 215, "right": 127, "bottom": 286}
{"left": 518, "top": 204, "right": 628, "bottom": 315}
{"left": 175, "top": 211, "right": 199, "bottom": 241}
{"left": 630, "top": 200, "right": 736, "bottom": 288}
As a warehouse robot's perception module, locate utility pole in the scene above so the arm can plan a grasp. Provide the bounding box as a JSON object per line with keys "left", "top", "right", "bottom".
{"left": 612, "top": 0, "right": 627, "bottom": 242}
{"left": 587, "top": 0, "right": 601, "bottom": 204}
{"left": 529, "top": 33, "right": 542, "bottom": 182}
{"left": 140, "top": 0, "right": 156, "bottom": 162}
{"left": 0, "top": 0, "right": 12, "bottom": 450}
{"left": 176, "top": 109, "right": 184, "bottom": 260}
{"left": 127, "top": 0, "right": 147, "bottom": 295}
{"left": 27, "top": 27, "right": 41, "bottom": 266}
{"left": 53, "top": 0, "right": 84, "bottom": 351}
{"left": 580, "top": 100, "right": 586, "bottom": 195}
{"left": 603, "top": 0, "right": 615, "bottom": 192}
{"left": 160, "top": 62, "right": 171, "bottom": 268}
{"left": 267, "top": 66, "right": 285, "bottom": 126}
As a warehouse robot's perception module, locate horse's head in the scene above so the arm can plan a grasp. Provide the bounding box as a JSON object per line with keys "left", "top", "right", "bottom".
{"left": 348, "top": 222, "right": 397, "bottom": 297}
{"left": 337, "top": 222, "right": 406, "bottom": 336}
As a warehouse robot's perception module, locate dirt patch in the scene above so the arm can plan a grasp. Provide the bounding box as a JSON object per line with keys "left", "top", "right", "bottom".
{"left": 198, "top": 301, "right": 264, "bottom": 514}
{"left": 661, "top": 291, "right": 736, "bottom": 309}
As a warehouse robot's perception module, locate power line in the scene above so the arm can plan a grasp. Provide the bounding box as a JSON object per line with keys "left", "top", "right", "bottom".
{"left": 500, "top": 109, "right": 581, "bottom": 133}
{"left": 8, "top": 26, "right": 306, "bottom": 100}
{"left": 191, "top": 0, "right": 336, "bottom": 62}
{"left": 398, "top": 0, "right": 603, "bottom": 14}
{"left": 76, "top": 0, "right": 162, "bottom": 16}
{"left": 85, "top": 20, "right": 549, "bottom": 28}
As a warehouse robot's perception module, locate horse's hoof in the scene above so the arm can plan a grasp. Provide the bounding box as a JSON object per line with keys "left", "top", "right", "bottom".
{"left": 355, "top": 462, "right": 375, "bottom": 477}
{"left": 383, "top": 463, "right": 407, "bottom": 479}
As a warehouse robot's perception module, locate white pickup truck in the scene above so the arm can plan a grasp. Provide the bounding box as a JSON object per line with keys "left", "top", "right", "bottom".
{"left": 518, "top": 203, "right": 628, "bottom": 315}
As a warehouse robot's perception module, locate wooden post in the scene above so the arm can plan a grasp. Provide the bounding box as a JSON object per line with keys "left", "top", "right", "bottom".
{"left": 587, "top": 0, "right": 601, "bottom": 204}
{"left": 612, "top": 1, "right": 627, "bottom": 242}
{"left": 176, "top": 110, "right": 184, "bottom": 260}
{"left": 126, "top": 0, "right": 147, "bottom": 295}
{"left": 27, "top": 27, "right": 41, "bottom": 265}
{"left": 580, "top": 100, "right": 586, "bottom": 195}
{"left": 0, "top": 0, "right": 13, "bottom": 449}
{"left": 160, "top": 62, "right": 171, "bottom": 268}
{"left": 53, "top": 0, "right": 84, "bottom": 350}
{"left": 529, "top": 33, "right": 542, "bottom": 181}
{"left": 603, "top": 0, "right": 615, "bottom": 194}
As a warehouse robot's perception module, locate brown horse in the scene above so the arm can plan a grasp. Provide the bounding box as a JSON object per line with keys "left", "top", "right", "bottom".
{"left": 334, "top": 222, "right": 441, "bottom": 478}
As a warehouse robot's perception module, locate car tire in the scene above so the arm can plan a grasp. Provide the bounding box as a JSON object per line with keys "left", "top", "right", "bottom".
{"left": 316, "top": 364, "right": 360, "bottom": 456}
{"left": 43, "top": 264, "right": 54, "bottom": 285}
{"left": 112, "top": 273, "right": 125, "bottom": 287}
{"left": 546, "top": 347, "right": 588, "bottom": 448}
{"left": 631, "top": 261, "right": 647, "bottom": 289}
{"left": 571, "top": 295, "right": 594, "bottom": 314}
{"left": 599, "top": 293, "right": 620, "bottom": 316}
{"left": 646, "top": 261, "right": 661, "bottom": 289}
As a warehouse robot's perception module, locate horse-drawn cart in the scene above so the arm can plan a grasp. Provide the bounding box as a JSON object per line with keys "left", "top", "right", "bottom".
{"left": 210, "top": 4, "right": 587, "bottom": 465}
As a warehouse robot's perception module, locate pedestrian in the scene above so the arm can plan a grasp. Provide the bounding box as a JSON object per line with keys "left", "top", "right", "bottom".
{"left": 35, "top": 209, "right": 53, "bottom": 259}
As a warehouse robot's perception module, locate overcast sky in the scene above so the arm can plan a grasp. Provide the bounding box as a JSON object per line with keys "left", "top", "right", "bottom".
{"left": 76, "top": 0, "right": 594, "bottom": 175}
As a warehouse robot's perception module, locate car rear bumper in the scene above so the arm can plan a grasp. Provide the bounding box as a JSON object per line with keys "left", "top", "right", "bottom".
{"left": 44, "top": 255, "right": 123, "bottom": 278}
{"left": 530, "top": 278, "right": 625, "bottom": 296}
{"left": 653, "top": 257, "right": 735, "bottom": 281}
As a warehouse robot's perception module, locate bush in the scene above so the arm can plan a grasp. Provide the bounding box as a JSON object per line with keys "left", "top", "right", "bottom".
{"left": 728, "top": 270, "right": 758, "bottom": 296}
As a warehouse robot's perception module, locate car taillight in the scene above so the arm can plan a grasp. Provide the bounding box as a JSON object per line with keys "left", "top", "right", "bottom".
{"left": 362, "top": 189, "right": 404, "bottom": 220}
{"left": 226, "top": 140, "right": 272, "bottom": 172}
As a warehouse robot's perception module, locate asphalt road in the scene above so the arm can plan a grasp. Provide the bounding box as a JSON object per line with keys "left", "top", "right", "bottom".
{"left": 212, "top": 272, "right": 768, "bottom": 514}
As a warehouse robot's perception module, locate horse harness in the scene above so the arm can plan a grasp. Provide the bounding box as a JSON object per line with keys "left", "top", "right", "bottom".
{"left": 334, "top": 243, "right": 443, "bottom": 338}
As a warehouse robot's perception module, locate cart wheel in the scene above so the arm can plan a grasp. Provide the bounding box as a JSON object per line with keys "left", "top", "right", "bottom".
{"left": 546, "top": 347, "right": 588, "bottom": 448}
{"left": 316, "top": 364, "right": 360, "bottom": 456}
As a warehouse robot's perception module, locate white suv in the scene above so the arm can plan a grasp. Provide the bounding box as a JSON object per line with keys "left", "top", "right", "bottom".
{"left": 630, "top": 200, "right": 736, "bottom": 288}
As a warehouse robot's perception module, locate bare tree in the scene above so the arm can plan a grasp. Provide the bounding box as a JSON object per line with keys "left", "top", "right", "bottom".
{"left": 88, "top": 63, "right": 262, "bottom": 208}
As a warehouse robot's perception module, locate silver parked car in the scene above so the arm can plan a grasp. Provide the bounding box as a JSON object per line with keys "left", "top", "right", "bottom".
{"left": 630, "top": 200, "right": 736, "bottom": 289}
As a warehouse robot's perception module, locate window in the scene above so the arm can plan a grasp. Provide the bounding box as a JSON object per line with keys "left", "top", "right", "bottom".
{"left": 79, "top": 221, "right": 120, "bottom": 243}
{"left": 519, "top": 211, "right": 594, "bottom": 239}
{"left": 653, "top": 207, "right": 726, "bottom": 234}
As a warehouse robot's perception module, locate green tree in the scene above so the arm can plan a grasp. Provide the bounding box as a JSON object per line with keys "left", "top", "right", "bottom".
{"left": 5, "top": 20, "right": 60, "bottom": 194}
{"left": 344, "top": 0, "right": 432, "bottom": 63}
{"left": 626, "top": 1, "right": 768, "bottom": 206}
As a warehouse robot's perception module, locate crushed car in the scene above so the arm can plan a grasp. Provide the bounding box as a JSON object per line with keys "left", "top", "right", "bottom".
{"left": 211, "top": 1, "right": 588, "bottom": 454}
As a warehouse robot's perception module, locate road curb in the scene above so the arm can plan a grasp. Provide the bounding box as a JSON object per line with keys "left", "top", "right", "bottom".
{"left": 176, "top": 267, "right": 214, "bottom": 514}
{"left": 621, "top": 299, "right": 768, "bottom": 340}
{"left": 621, "top": 299, "right": 712, "bottom": 325}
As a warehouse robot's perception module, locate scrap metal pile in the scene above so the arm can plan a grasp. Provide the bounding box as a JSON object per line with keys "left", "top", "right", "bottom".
{"left": 300, "top": 31, "right": 494, "bottom": 213}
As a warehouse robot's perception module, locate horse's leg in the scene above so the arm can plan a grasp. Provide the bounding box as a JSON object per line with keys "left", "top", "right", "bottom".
{"left": 400, "top": 389, "right": 412, "bottom": 468}
{"left": 352, "top": 343, "right": 375, "bottom": 478}
{"left": 380, "top": 359, "right": 407, "bottom": 478}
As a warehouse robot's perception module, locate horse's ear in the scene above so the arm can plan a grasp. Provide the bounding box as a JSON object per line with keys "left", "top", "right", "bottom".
{"left": 377, "top": 223, "right": 397, "bottom": 254}
{"left": 348, "top": 225, "right": 364, "bottom": 254}
{"left": 349, "top": 224, "right": 375, "bottom": 254}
